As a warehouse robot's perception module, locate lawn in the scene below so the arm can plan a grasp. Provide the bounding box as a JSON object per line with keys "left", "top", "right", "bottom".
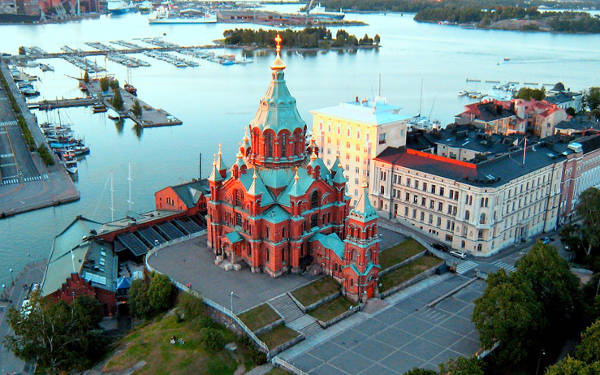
{"left": 103, "top": 312, "right": 257, "bottom": 375}
{"left": 309, "top": 296, "right": 356, "bottom": 323}
{"left": 265, "top": 368, "right": 291, "bottom": 375}
{"left": 257, "top": 325, "right": 300, "bottom": 350}
{"left": 379, "top": 238, "right": 426, "bottom": 270}
{"left": 290, "top": 277, "right": 340, "bottom": 307}
{"left": 379, "top": 255, "right": 443, "bottom": 292}
{"left": 238, "top": 303, "right": 281, "bottom": 332}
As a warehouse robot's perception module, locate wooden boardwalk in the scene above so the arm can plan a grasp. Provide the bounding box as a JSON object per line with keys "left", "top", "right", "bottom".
{"left": 27, "top": 97, "right": 98, "bottom": 110}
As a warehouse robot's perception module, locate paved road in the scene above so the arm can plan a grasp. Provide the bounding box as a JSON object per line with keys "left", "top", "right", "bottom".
{"left": 0, "top": 261, "right": 45, "bottom": 375}
{"left": 278, "top": 274, "right": 483, "bottom": 374}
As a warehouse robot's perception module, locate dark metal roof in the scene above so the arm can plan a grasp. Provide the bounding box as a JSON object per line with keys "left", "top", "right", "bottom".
{"left": 155, "top": 222, "right": 185, "bottom": 241}
{"left": 137, "top": 226, "right": 167, "bottom": 247}
{"left": 116, "top": 232, "right": 149, "bottom": 257}
{"left": 170, "top": 179, "right": 210, "bottom": 208}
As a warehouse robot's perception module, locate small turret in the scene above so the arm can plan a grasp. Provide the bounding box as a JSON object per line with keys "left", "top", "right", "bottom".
{"left": 350, "top": 180, "right": 377, "bottom": 221}
{"left": 208, "top": 154, "right": 223, "bottom": 183}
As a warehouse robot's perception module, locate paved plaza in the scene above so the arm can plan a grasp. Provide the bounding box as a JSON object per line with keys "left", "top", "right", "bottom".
{"left": 281, "top": 274, "right": 484, "bottom": 374}
{"left": 149, "top": 228, "right": 406, "bottom": 313}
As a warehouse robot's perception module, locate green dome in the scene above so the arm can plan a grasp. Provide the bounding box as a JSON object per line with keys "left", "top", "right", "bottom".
{"left": 250, "top": 70, "right": 305, "bottom": 134}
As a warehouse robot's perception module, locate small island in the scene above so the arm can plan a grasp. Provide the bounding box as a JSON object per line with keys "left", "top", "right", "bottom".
{"left": 415, "top": 6, "right": 600, "bottom": 33}
{"left": 222, "top": 27, "right": 381, "bottom": 50}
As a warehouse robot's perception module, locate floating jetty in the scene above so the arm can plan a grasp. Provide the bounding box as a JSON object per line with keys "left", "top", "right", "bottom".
{"left": 60, "top": 46, "right": 105, "bottom": 73}
{"left": 83, "top": 79, "right": 182, "bottom": 127}
{"left": 86, "top": 42, "right": 151, "bottom": 68}
{"left": 28, "top": 97, "right": 99, "bottom": 111}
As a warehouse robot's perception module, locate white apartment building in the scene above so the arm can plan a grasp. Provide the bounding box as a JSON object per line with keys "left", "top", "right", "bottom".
{"left": 371, "top": 146, "right": 564, "bottom": 256}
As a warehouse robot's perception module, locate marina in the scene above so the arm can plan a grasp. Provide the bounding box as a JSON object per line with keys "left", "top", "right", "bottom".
{"left": 60, "top": 46, "right": 105, "bottom": 73}
{"left": 85, "top": 42, "right": 151, "bottom": 68}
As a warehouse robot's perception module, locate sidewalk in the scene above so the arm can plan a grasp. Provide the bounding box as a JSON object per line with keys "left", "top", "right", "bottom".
{"left": 0, "top": 260, "right": 45, "bottom": 375}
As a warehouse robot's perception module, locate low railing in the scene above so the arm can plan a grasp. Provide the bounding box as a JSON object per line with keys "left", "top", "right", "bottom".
{"left": 271, "top": 356, "right": 309, "bottom": 375}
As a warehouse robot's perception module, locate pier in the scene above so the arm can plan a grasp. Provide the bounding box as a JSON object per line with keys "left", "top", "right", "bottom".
{"left": 27, "top": 97, "right": 98, "bottom": 110}
{"left": 83, "top": 79, "right": 183, "bottom": 127}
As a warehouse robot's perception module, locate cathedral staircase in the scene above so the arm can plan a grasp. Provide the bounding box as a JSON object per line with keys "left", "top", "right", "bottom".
{"left": 268, "top": 294, "right": 324, "bottom": 338}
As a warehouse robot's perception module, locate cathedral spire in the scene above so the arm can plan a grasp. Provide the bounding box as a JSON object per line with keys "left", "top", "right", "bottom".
{"left": 351, "top": 179, "right": 377, "bottom": 221}
{"left": 208, "top": 154, "right": 223, "bottom": 182}
{"left": 216, "top": 144, "right": 226, "bottom": 173}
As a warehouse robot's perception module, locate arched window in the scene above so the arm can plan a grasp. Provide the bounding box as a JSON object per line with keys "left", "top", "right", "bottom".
{"left": 265, "top": 132, "right": 273, "bottom": 158}
{"left": 280, "top": 133, "right": 287, "bottom": 157}
{"left": 465, "top": 210, "right": 470, "bottom": 220}
{"left": 480, "top": 213, "right": 486, "bottom": 224}
{"left": 235, "top": 190, "right": 243, "bottom": 207}
{"left": 311, "top": 190, "right": 319, "bottom": 209}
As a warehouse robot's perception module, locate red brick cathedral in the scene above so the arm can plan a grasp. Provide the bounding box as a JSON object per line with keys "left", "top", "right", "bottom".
{"left": 206, "top": 36, "right": 380, "bottom": 301}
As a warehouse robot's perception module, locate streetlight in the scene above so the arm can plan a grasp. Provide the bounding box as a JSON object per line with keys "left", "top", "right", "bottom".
{"left": 229, "top": 291, "right": 239, "bottom": 313}
{"left": 9, "top": 268, "right": 14, "bottom": 286}
{"left": 536, "top": 349, "right": 546, "bottom": 375}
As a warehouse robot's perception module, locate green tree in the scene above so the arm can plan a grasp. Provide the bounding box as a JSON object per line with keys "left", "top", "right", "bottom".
{"left": 147, "top": 273, "right": 175, "bottom": 313}
{"left": 439, "top": 356, "right": 484, "bottom": 375}
{"left": 473, "top": 269, "right": 545, "bottom": 367}
{"left": 128, "top": 278, "right": 151, "bottom": 319}
{"left": 515, "top": 87, "right": 546, "bottom": 100}
{"left": 131, "top": 99, "right": 142, "bottom": 118}
{"left": 2, "top": 293, "right": 105, "bottom": 373}
{"left": 566, "top": 107, "right": 576, "bottom": 116}
{"left": 200, "top": 327, "right": 225, "bottom": 353}
{"left": 585, "top": 87, "right": 600, "bottom": 112}
{"left": 403, "top": 368, "right": 437, "bottom": 375}
{"left": 545, "top": 356, "right": 600, "bottom": 375}
{"left": 100, "top": 77, "right": 109, "bottom": 92}
{"left": 18, "top": 46, "right": 25, "bottom": 55}
{"left": 576, "top": 187, "right": 600, "bottom": 256}
{"left": 83, "top": 70, "right": 89, "bottom": 83}
{"left": 514, "top": 242, "right": 582, "bottom": 338}
{"left": 178, "top": 292, "right": 204, "bottom": 320}
{"left": 109, "top": 79, "right": 120, "bottom": 91}
{"left": 111, "top": 89, "right": 123, "bottom": 111}
{"left": 575, "top": 319, "right": 600, "bottom": 363}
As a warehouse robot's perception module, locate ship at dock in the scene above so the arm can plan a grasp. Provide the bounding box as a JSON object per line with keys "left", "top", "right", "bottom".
{"left": 217, "top": 3, "right": 345, "bottom": 26}
{"left": 148, "top": 6, "right": 216, "bottom": 24}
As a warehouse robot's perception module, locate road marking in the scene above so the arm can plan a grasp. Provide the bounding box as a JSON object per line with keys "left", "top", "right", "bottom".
{"left": 456, "top": 260, "right": 478, "bottom": 275}
{"left": 492, "top": 260, "right": 516, "bottom": 273}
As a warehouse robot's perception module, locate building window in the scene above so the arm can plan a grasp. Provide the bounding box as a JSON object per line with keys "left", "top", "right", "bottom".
{"left": 420, "top": 212, "right": 425, "bottom": 221}
{"left": 414, "top": 180, "right": 419, "bottom": 189}
{"left": 423, "top": 182, "right": 427, "bottom": 192}
{"left": 235, "top": 190, "right": 243, "bottom": 207}
{"left": 461, "top": 240, "right": 465, "bottom": 248}
{"left": 429, "top": 200, "right": 434, "bottom": 209}
{"left": 438, "top": 202, "right": 443, "bottom": 212}
{"left": 437, "top": 217, "right": 441, "bottom": 227}
{"left": 421, "top": 197, "right": 426, "bottom": 206}
{"left": 405, "top": 192, "right": 409, "bottom": 202}
{"left": 406, "top": 178, "right": 411, "bottom": 187}
{"left": 413, "top": 195, "right": 418, "bottom": 204}
{"left": 428, "top": 214, "right": 433, "bottom": 224}
{"left": 439, "top": 187, "right": 444, "bottom": 197}
{"left": 465, "top": 210, "right": 470, "bottom": 220}
{"left": 235, "top": 213, "right": 242, "bottom": 226}
{"left": 379, "top": 132, "right": 386, "bottom": 144}
{"left": 412, "top": 209, "right": 417, "bottom": 219}
{"left": 265, "top": 132, "right": 273, "bottom": 157}
{"left": 311, "top": 190, "right": 319, "bottom": 208}
{"left": 404, "top": 206, "right": 409, "bottom": 216}
{"left": 311, "top": 214, "right": 318, "bottom": 228}
{"left": 280, "top": 133, "right": 287, "bottom": 157}
{"left": 431, "top": 184, "right": 436, "bottom": 194}
{"left": 480, "top": 213, "right": 486, "bottom": 224}
{"left": 381, "top": 186, "right": 385, "bottom": 195}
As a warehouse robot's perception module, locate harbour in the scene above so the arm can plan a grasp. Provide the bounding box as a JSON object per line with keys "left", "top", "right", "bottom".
{"left": 0, "top": 4, "right": 599, "bottom": 302}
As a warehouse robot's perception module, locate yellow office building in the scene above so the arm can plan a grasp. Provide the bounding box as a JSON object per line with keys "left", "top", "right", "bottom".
{"left": 311, "top": 97, "right": 410, "bottom": 205}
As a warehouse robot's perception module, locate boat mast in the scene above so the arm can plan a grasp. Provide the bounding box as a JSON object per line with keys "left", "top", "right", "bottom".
{"left": 378, "top": 73, "right": 381, "bottom": 97}
{"left": 418, "top": 78, "right": 423, "bottom": 117}
{"left": 127, "top": 162, "right": 134, "bottom": 212}
{"left": 110, "top": 172, "right": 115, "bottom": 221}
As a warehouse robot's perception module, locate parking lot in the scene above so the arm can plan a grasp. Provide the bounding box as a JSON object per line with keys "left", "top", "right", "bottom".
{"left": 285, "top": 274, "right": 484, "bottom": 374}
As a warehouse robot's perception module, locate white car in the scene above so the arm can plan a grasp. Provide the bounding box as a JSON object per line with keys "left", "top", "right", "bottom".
{"left": 450, "top": 250, "right": 467, "bottom": 259}
{"left": 21, "top": 299, "right": 32, "bottom": 316}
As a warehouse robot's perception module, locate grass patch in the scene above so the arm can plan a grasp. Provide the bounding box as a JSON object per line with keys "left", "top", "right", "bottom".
{"left": 379, "top": 255, "right": 443, "bottom": 292}
{"left": 103, "top": 305, "right": 260, "bottom": 375}
{"left": 309, "top": 296, "right": 356, "bottom": 322}
{"left": 238, "top": 303, "right": 281, "bottom": 332}
{"left": 257, "top": 325, "right": 300, "bottom": 350}
{"left": 290, "top": 277, "right": 340, "bottom": 307}
{"left": 379, "top": 238, "right": 425, "bottom": 270}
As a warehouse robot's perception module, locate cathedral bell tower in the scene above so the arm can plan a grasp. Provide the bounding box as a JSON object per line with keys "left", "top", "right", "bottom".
{"left": 246, "top": 34, "right": 308, "bottom": 169}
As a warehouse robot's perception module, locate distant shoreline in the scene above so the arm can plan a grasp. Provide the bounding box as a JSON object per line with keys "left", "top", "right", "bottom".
{"left": 416, "top": 19, "right": 600, "bottom": 34}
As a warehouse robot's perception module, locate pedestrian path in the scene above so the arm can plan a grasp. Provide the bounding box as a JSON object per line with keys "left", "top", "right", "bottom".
{"left": 0, "top": 120, "right": 17, "bottom": 127}
{"left": 456, "top": 260, "right": 478, "bottom": 275}
{"left": 1, "top": 174, "right": 47, "bottom": 186}
{"left": 492, "top": 260, "right": 516, "bottom": 273}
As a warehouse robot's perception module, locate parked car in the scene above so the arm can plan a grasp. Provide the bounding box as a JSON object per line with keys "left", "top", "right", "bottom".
{"left": 541, "top": 236, "right": 553, "bottom": 244}
{"left": 449, "top": 250, "right": 467, "bottom": 259}
{"left": 432, "top": 243, "right": 449, "bottom": 252}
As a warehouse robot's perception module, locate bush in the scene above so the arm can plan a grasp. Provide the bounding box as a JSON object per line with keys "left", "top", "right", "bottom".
{"left": 147, "top": 273, "right": 175, "bottom": 313}
{"left": 100, "top": 77, "right": 109, "bottom": 92}
{"left": 177, "top": 292, "right": 204, "bottom": 320}
{"left": 200, "top": 328, "right": 225, "bottom": 353}
{"left": 109, "top": 79, "right": 120, "bottom": 91}
{"left": 131, "top": 99, "right": 142, "bottom": 118}
{"left": 197, "top": 316, "right": 216, "bottom": 329}
{"left": 111, "top": 89, "right": 123, "bottom": 111}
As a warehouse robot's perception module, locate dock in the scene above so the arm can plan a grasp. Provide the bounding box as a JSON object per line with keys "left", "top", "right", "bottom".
{"left": 83, "top": 79, "right": 182, "bottom": 127}
{"left": 27, "top": 97, "right": 98, "bottom": 110}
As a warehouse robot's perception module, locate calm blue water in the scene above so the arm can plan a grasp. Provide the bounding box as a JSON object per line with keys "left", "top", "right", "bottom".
{"left": 1, "top": 5, "right": 600, "bottom": 284}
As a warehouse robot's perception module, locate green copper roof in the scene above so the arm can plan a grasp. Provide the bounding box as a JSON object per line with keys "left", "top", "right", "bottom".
{"left": 309, "top": 232, "right": 345, "bottom": 260}
{"left": 350, "top": 184, "right": 377, "bottom": 221}
{"left": 347, "top": 262, "right": 380, "bottom": 276}
{"left": 225, "top": 231, "right": 243, "bottom": 244}
{"left": 250, "top": 70, "right": 305, "bottom": 134}
{"left": 263, "top": 205, "right": 290, "bottom": 224}
{"left": 308, "top": 156, "right": 333, "bottom": 182}
{"left": 259, "top": 168, "right": 295, "bottom": 189}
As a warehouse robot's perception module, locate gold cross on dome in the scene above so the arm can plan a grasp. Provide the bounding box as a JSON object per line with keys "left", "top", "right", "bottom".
{"left": 275, "top": 34, "right": 282, "bottom": 55}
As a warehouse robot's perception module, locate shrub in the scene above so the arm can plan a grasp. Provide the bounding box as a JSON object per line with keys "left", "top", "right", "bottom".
{"left": 100, "top": 77, "right": 109, "bottom": 92}
{"left": 177, "top": 292, "right": 204, "bottom": 320}
{"left": 38, "top": 144, "right": 55, "bottom": 166}
{"left": 200, "top": 328, "right": 225, "bottom": 353}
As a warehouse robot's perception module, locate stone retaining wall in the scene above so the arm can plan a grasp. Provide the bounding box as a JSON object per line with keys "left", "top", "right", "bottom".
{"left": 268, "top": 332, "right": 305, "bottom": 358}
{"left": 316, "top": 304, "right": 360, "bottom": 329}
{"left": 379, "top": 250, "right": 427, "bottom": 277}
{"left": 253, "top": 318, "right": 284, "bottom": 336}
{"left": 289, "top": 290, "right": 340, "bottom": 313}
{"left": 380, "top": 262, "right": 443, "bottom": 299}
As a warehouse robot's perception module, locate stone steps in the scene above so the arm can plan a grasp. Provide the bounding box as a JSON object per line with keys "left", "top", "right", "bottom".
{"left": 268, "top": 293, "right": 304, "bottom": 323}
{"left": 298, "top": 321, "right": 323, "bottom": 337}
